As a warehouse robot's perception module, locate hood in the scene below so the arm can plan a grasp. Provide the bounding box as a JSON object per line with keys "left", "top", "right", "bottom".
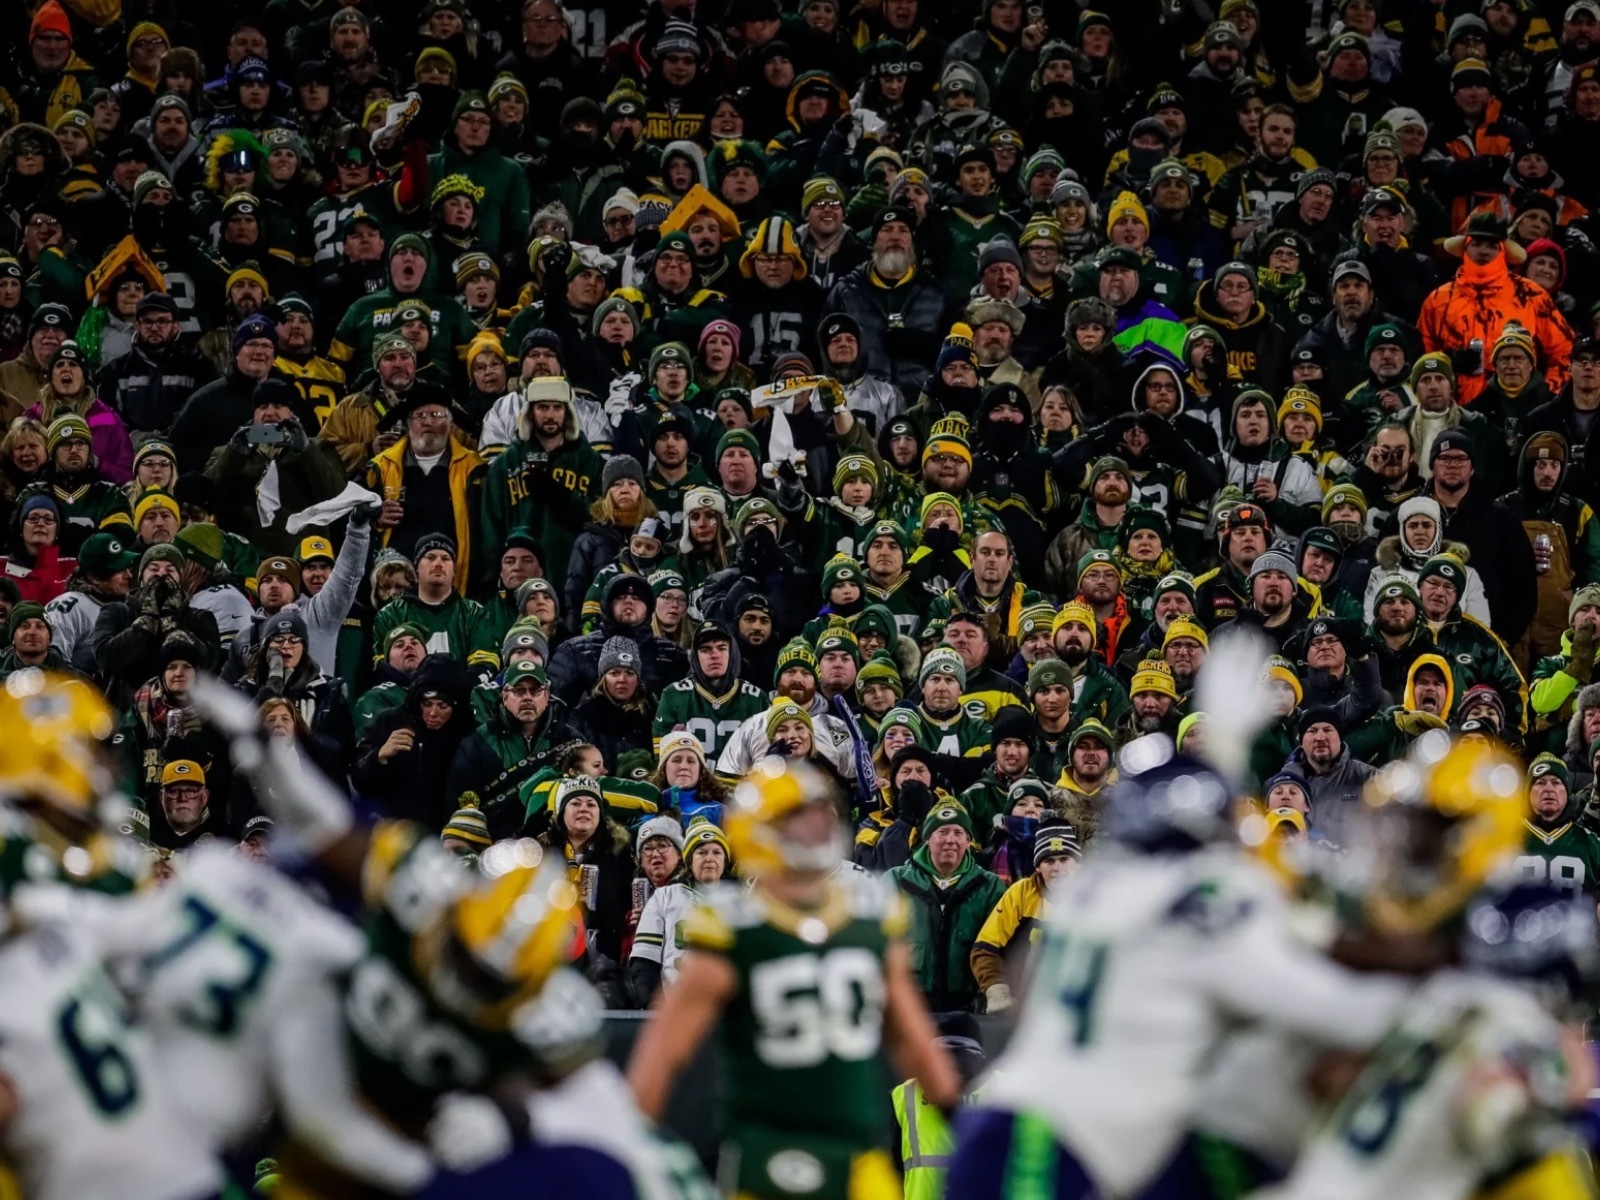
{"left": 1568, "top": 682, "right": 1600, "bottom": 756}
{"left": 1129, "top": 359, "right": 1187, "bottom": 417}
{"left": 1403, "top": 651, "right": 1454, "bottom": 717}
{"left": 784, "top": 71, "right": 849, "bottom": 133}
{"left": 1224, "top": 388, "right": 1276, "bottom": 453}
{"left": 1518, "top": 429, "right": 1569, "bottom": 498}
{"left": 940, "top": 61, "right": 990, "bottom": 110}
{"left": 598, "top": 570, "right": 654, "bottom": 636}
{"left": 660, "top": 140, "right": 709, "bottom": 191}
{"left": 690, "top": 628, "right": 743, "bottom": 692}
{"left": 0, "top": 123, "right": 67, "bottom": 177}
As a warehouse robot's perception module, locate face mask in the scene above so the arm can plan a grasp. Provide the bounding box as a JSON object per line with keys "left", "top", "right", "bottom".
{"left": 936, "top": 381, "right": 982, "bottom": 415}
{"left": 1329, "top": 518, "right": 1364, "bottom": 543}
{"left": 986, "top": 418, "right": 1029, "bottom": 454}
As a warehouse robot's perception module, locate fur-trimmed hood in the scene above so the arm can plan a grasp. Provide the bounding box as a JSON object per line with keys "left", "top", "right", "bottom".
{"left": 1567, "top": 682, "right": 1600, "bottom": 757}
{"left": 1374, "top": 535, "right": 1470, "bottom": 573}
{"left": 516, "top": 377, "right": 582, "bottom": 443}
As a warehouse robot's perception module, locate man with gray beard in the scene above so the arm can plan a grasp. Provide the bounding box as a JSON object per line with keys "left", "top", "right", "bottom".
{"left": 824, "top": 205, "right": 950, "bottom": 402}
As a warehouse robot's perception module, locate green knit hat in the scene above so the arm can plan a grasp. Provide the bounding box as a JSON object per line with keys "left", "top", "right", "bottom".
{"left": 775, "top": 638, "right": 818, "bottom": 677}
{"left": 6, "top": 601, "right": 46, "bottom": 641}
{"left": 1528, "top": 751, "right": 1571, "bottom": 791}
{"left": 384, "top": 622, "right": 429, "bottom": 652}
{"left": 1026, "top": 658, "right": 1072, "bottom": 696}
{"left": 716, "top": 427, "right": 760, "bottom": 462}
{"left": 866, "top": 518, "right": 910, "bottom": 554}
{"left": 1417, "top": 553, "right": 1467, "bottom": 595}
{"left": 856, "top": 652, "right": 904, "bottom": 697}
{"left": 1068, "top": 718, "right": 1114, "bottom": 753}
{"left": 174, "top": 522, "right": 225, "bottom": 569}
{"left": 1409, "top": 352, "right": 1454, "bottom": 388}
{"left": 1088, "top": 454, "right": 1130, "bottom": 488}
{"left": 919, "top": 800, "right": 974, "bottom": 841}
{"left": 1321, "top": 483, "right": 1368, "bottom": 523}
{"left": 1372, "top": 572, "right": 1420, "bottom": 607}
{"left": 822, "top": 553, "right": 863, "bottom": 595}
{"left": 733, "top": 496, "right": 782, "bottom": 535}
{"left": 833, "top": 454, "right": 879, "bottom": 493}
{"left": 876, "top": 707, "right": 926, "bottom": 747}
{"left": 815, "top": 627, "right": 861, "bottom": 665}
{"left": 1019, "top": 601, "right": 1056, "bottom": 637}
{"left": 1154, "top": 571, "right": 1196, "bottom": 604}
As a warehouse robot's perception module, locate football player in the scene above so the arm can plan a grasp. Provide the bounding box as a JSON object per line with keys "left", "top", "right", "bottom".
{"left": 946, "top": 736, "right": 1410, "bottom": 1200}
{"left": 627, "top": 759, "right": 962, "bottom": 1200}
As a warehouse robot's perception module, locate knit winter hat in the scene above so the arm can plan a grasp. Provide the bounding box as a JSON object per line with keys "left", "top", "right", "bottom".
{"left": 598, "top": 636, "right": 640, "bottom": 677}
{"left": 856, "top": 653, "right": 904, "bottom": 697}
{"left": 1372, "top": 572, "right": 1420, "bottom": 608}
{"left": 833, "top": 454, "right": 878, "bottom": 493}
{"left": 46, "top": 413, "right": 92, "bottom": 453}
{"left": 765, "top": 699, "right": 814, "bottom": 741}
{"left": 1417, "top": 553, "right": 1467, "bottom": 597}
{"left": 442, "top": 802, "right": 492, "bottom": 848}
{"left": 1052, "top": 601, "right": 1097, "bottom": 646}
{"left": 775, "top": 639, "right": 818, "bottom": 677}
{"left": 821, "top": 554, "right": 863, "bottom": 595}
{"left": 920, "top": 801, "right": 974, "bottom": 842}
{"left": 1130, "top": 661, "right": 1179, "bottom": 700}
{"left": 1528, "top": 752, "right": 1571, "bottom": 791}
{"left": 1321, "top": 483, "right": 1368, "bottom": 523}
{"left": 601, "top": 455, "right": 645, "bottom": 494}
{"left": 1162, "top": 618, "right": 1209, "bottom": 649}
{"left": 919, "top": 646, "right": 967, "bottom": 687}
{"left": 634, "top": 815, "right": 686, "bottom": 856}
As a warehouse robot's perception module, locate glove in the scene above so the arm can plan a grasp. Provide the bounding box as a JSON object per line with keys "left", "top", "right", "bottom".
{"left": 152, "top": 578, "right": 183, "bottom": 616}
{"left": 774, "top": 460, "right": 805, "bottom": 501}
{"left": 541, "top": 240, "right": 572, "bottom": 279}
{"left": 1394, "top": 710, "right": 1448, "bottom": 737}
{"left": 347, "top": 500, "right": 381, "bottom": 529}
{"left": 604, "top": 373, "right": 639, "bottom": 421}
{"left": 985, "top": 982, "right": 1013, "bottom": 1014}
{"left": 816, "top": 379, "right": 844, "bottom": 415}
{"left": 228, "top": 425, "right": 252, "bottom": 455}
{"left": 1570, "top": 623, "right": 1596, "bottom": 684}
{"left": 139, "top": 582, "right": 165, "bottom": 616}
{"left": 278, "top": 419, "right": 308, "bottom": 453}
{"left": 769, "top": 737, "right": 795, "bottom": 758}
{"left": 923, "top": 525, "right": 959, "bottom": 553}
{"left": 266, "top": 649, "right": 288, "bottom": 696}
{"left": 897, "top": 779, "right": 935, "bottom": 827}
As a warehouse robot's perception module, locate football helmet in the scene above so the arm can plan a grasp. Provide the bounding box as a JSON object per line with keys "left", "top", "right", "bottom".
{"left": 1461, "top": 883, "right": 1600, "bottom": 1019}
{"left": 1347, "top": 731, "right": 1524, "bottom": 936}
{"left": 0, "top": 670, "right": 119, "bottom": 821}
{"left": 1100, "top": 736, "right": 1235, "bottom": 854}
{"left": 416, "top": 841, "right": 584, "bottom": 1031}
{"left": 726, "top": 759, "right": 846, "bottom": 876}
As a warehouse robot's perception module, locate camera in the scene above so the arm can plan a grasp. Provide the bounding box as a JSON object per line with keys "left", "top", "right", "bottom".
{"left": 246, "top": 424, "right": 289, "bottom": 446}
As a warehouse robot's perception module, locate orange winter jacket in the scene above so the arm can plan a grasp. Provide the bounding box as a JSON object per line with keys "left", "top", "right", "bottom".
{"left": 1417, "top": 251, "right": 1574, "bottom": 407}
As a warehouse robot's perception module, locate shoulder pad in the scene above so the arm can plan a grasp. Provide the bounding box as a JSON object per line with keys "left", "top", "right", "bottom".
{"left": 682, "top": 882, "right": 761, "bottom": 949}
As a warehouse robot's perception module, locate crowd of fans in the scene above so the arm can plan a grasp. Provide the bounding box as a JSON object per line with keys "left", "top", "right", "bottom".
{"left": 6, "top": 0, "right": 1600, "bottom": 1012}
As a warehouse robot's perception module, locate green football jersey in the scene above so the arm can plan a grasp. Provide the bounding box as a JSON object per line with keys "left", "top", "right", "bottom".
{"left": 681, "top": 874, "right": 905, "bottom": 1199}
{"left": 345, "top": 820, "right": 533, "bottom": 1134}
{"left": 914, "top": 703, "right": 993, "bottom": 761}
{"left": 653, "top": 678, "right": 768, "bottom": 759}
{"left": 0, "top": 807, "right": 146, "bottom": 896}
{"left": 1514, "top": 820, "right": 1600, "bottom": 896}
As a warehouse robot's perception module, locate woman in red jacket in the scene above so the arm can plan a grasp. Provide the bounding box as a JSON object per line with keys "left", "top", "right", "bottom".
{"left": 0, "top": 492, "right": 74, "bottom": 603}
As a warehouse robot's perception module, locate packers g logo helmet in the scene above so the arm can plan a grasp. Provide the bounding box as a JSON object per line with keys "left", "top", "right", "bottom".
{"left": 1349, "top": 731, "right": 1524, "bottom": 937}
{"left": 0, "top": 670, "right": 119, "bottom": 821}
{"left": 726, "top": 759, "right": 846, "bottom": 877}
{"left": 415, "top": 841, "right": 585, "bottom": 1032}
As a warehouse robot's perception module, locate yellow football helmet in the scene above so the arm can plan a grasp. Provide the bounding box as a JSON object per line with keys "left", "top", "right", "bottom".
{"left": 0, "top": 671, "right": 119, "bottom": 821}
{"left": 1349, "top": 731, "right": 1524, "bottom": 936}
{"left": 725, "top": 759, "right": 846, "bottom": 877}
{"left": 414, "top": 840, "right": 584, "bottom": 1031}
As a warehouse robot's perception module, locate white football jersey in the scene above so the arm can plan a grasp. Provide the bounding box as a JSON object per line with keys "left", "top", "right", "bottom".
{"left": 979, "top": 847, "right": 1408, "bottom": 1196}
{"left": 16, "top": 846, "right": 433, "bottom": 1192}
{"left": 0, "top": 922, "right": 221, "bottom": 1200}
{"left": 1253, "top": 971, "right": 1577, "bottom": 1200}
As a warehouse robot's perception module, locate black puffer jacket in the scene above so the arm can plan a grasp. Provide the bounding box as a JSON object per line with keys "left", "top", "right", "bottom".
{"left": 547, "top": 574, "right": 688, "bottom": 706}
{"left": 572, "top": 685, "right": 655, "bottom": 773}
{"left": 351, "top": 656, "right": 479, "bottom": 828}
{"left": 89, "top": 583, "right": 221, "bottom": 708}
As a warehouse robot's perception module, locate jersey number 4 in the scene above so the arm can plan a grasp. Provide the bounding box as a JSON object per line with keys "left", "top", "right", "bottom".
{"left": 749, "top": 948, "right": 885, "bottom": 1069}
{"left": 1036, "top": 932, "right": 1109, "bottom": 1047}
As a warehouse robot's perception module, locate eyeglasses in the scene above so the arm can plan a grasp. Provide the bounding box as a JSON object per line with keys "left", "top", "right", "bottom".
{"left": 1433, "top": 452, "right": 1471, "bottom": 465}
{"left": 22, "top": 512, "right": 56, "bottom": 524}
{"left": 410, "top": 410, "right": 451, "bottom": 424}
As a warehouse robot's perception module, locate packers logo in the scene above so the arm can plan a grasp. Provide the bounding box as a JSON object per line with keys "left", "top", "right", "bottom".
{"left": 1455, "top": 654, "right": 1472, "bottom": 665}
{"left": 766, "top": 1149, "right": 825, "bottom": 1194}
{"left": 965, "top": 699, "right": 988, "bottom": 719}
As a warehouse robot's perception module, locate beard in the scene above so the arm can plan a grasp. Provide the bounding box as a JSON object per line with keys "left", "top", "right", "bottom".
{"left": 874, "top": 248, "right": 913, "bottom": 277}
{"left": 1134, "top": 712, "right": 1166, "bottom": 733}
{"left": 1060, "top": 644, "right": 1089, "bottom": 667}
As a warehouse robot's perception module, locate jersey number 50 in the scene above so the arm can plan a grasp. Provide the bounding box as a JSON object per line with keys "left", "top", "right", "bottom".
{"left": 749, "top": 948, "right": 884, "bottom": 1069}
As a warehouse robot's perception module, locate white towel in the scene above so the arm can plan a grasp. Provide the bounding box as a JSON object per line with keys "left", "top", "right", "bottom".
{"left": 285, "top": 482, "right": 383, "bottom": 533}
{"left": 255, "top": 460, "right": 281, "bottom": 528}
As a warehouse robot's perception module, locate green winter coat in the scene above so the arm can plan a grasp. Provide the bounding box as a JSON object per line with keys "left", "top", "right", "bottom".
{"left": 887, "top": 844, "right": 1006, "bottom": 1012}
{"left": 1431, "top": 613, "right": 1528, "bottom": 734}
{"left": 480, "top": 434, "right": 605, "bottom": 594}
{"left": 428, "top": 142, "right": 533, "bottom": 260}
{"left": 370, "top": 593, "right": 500, "bottom": 674}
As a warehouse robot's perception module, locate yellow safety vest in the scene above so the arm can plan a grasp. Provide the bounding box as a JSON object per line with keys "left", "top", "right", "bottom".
{"left": 892, "top": 1081, "right": 955, "bottom": 1200}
